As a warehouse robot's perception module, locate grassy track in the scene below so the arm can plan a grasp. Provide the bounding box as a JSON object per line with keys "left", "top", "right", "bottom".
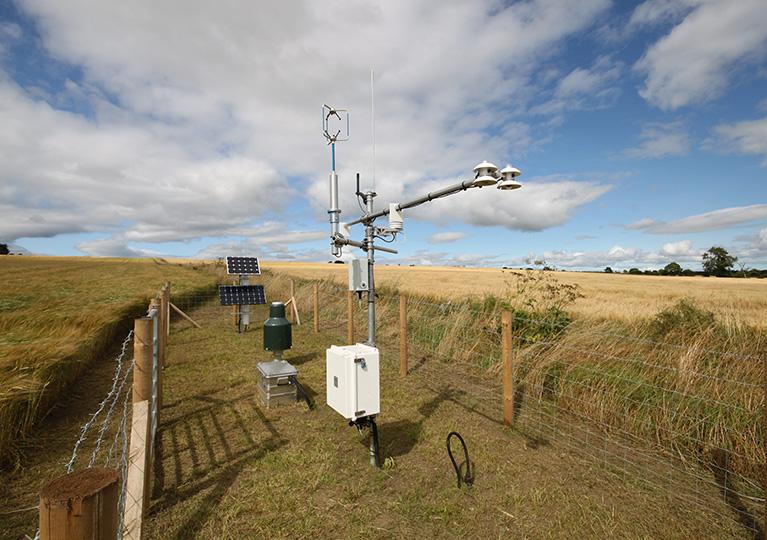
{"left": 0, "top": 256, "right": 220, "bottom": 464}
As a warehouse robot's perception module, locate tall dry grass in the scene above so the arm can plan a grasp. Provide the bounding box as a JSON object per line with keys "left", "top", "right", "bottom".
{"left": 0, "top": 256, "right": 220, "bottom": 465}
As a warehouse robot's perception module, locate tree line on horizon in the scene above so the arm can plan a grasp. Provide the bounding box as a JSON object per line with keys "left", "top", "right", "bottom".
{"left": 603, "top": 246, "right": 767, "bottom": 278}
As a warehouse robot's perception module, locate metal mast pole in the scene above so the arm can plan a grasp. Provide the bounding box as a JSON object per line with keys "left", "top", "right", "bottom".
{"left": 329, "top": 142, "right": 342, "bottom": 258}
{"left": 364, "top": 190, "right": 377, "bottom": 346}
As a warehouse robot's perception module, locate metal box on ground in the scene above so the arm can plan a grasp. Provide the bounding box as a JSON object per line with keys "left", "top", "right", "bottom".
{"left": 326, "top": 344, "right": 380, "bottom": 421}
{"left": 256, "top": 360, "right": 297, "bottom": 408}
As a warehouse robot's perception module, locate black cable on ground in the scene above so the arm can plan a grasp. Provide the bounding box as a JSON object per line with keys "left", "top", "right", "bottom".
{"left": 370, "top": 417, "right": 381, "bottom": 468}
{"left": 446, "top": 431, "right": 473, "bottom": 488}
{"left": 289, "top": 376, "right": 314, "bottom": 410}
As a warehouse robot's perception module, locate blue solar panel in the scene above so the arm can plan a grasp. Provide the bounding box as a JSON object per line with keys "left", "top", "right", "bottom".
{"left": 219, "top": 285, "right": 267, "bottom": 306}
{"left": 226, "top": 256, "right": 261, "bottom": 275}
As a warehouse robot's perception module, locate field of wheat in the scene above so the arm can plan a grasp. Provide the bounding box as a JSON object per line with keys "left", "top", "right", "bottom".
{"left": 265, "top": 262, "right": 767, "bottom": 326}
{"left": 0, "top": 256, "right": 220, "bottom": 464}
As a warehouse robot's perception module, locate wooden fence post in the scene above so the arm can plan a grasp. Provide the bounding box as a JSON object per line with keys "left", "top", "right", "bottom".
{"left": 502, "top": 311, "right": 514, "bottom": 427}
{"left": 124, "top": 400, "right": 151, "bottom": 538}
{"left": 399, "top": 295, "right": 408, "bottom": 377}
{"left": 39, "top": 467, "right": 119, "bottom": 540}
{"left": 313, "top": 283, "right": 319, "bottom": 334}
{"left": 133, "top": 317, "right": 153, "bottom": 404}
{"left": 347, "top": 290, "right": 354, "bottom": 344}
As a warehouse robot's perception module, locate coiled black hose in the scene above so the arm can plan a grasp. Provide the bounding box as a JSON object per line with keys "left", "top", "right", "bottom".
{"left": 446, "top": 431, "right": 473, "bottom": 488}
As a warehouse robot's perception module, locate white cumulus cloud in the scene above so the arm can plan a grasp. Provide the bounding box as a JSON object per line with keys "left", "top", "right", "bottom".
{"left": 2, "top": 0, "right": 614, "bottom": 246}
{"left": 427, "top": 232, "right": 468, "bottom": 244}
{"left": 628, "top": 204, "right": 767, "bottom": 234}
{"left": 624, "top": 121, "right": 690, "bottom": 158}
{"left": 634, "top": 0, "right": 767, "bottom": 110}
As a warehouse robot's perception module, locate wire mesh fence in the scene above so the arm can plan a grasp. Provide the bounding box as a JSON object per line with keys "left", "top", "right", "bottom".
{"left": 257, "top": 273, "right": 765, "bottom": 538}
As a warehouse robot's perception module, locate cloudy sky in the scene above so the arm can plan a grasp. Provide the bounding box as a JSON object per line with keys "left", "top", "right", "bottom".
{"left": 1, "top": 0, "right": 766, "bottom": 270}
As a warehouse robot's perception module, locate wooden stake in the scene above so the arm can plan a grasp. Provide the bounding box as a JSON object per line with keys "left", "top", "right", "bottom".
{"left": 39, "top": 467, "right": 119, "bottom": 540}
{"left": 399, "top": 295, "right": 408, "bottom": 377}
{"left": 291, "top": 297, "right": 301, "bottom": 325}
{"left": 313, "top": 283, "right": 319, "bottom": 333}
{"left": 170, "top": 301, "right": 201, "bottom": 328}
{"left": 288, "top": 280, "right": 295, "bottom": 322}
{"left": 347, "top": 291, "right": 354, "bottom": 344}
{"left": 133, "top": 317, "right": 153, "bottom": 404}
{"left": 124, "top": 400, "right": 151, "bottom": 537}
{"left": 502, "top": 311, "right": 514, "bottom": 427}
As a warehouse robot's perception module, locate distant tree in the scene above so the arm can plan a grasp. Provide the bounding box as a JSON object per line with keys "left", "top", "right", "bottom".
{"left": 604, "top": 266, "right": 613, "bottom": 273}
{"left": 662, "top": 262, "right": 683, "bottom": 276}
{"left": 0, "top": 243, "right": 8, "bottom": 255}
{"left": 682, "top": 269, "right": 695, "bottom": 276}
{"left": 628, "top": 267, "right": 642, "bottom": 275}
{"left": 702, "top": 246, "right": 737, "bottom": 277}
{"left": 736, "top": 261, "right": 749, "bottom": 278}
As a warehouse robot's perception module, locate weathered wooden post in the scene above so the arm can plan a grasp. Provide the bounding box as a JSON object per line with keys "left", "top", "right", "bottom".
{"left": 347, "top": 290, "right": 354, "bottom": 344}
{"left": 313, "top": 283, "right": 319, "bottom": 334}
{"left": 133, "top": 317, "right": 153, "bottom": 404}
{"left": 399, "top": 295, "right": 408, "bottom": 377}
{"left": 39, "top": 467, "right": 119, "bottom": 540}
{"left": 124, "top": 400, "right": 151, "bottom": 537}
{"left": 502, "top": 311, "right": 514, "bottom": 427}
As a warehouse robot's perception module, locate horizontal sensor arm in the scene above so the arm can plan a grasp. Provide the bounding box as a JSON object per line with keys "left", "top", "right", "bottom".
{"left": 346, "top": 178, "right": 476, "bottom": 226}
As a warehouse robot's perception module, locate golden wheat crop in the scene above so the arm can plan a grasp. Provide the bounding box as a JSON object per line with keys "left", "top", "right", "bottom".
{"left": 0, "top": 256, "right": 220, "bottom": 464}
{"left": 264, "top": 262, "right": 767, "bottom": 326}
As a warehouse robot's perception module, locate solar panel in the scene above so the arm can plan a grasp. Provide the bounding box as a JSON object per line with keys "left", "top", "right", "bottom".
{"left": 219, "top": 285, "right": 267, "bottom": 306}
{"left": 226, "top": 256, "right": 261, "bottom": 275}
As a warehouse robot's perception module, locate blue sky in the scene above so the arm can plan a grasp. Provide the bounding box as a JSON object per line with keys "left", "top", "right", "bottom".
{"left": 1, "top": 0, "right": 766, "bottom": 270}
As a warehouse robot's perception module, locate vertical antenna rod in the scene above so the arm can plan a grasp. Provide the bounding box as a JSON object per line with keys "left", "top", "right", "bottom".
{"left": 323, "top": 104, "right": 349, "bottom": 258}
{"left": 371, "top": 69, "right": 376, "bottom": 192}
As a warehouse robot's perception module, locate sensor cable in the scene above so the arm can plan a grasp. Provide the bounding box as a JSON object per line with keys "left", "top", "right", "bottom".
{"left": 446, "top": 431, "right": 473, "bottom": 488}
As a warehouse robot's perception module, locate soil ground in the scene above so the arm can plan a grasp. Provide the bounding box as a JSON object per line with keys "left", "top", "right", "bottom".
{"left": 0, "top": 297, "right": 757, "bottom": 539}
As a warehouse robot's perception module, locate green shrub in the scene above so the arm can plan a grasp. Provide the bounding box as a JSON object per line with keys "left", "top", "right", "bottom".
{"left": 649, "top": 298, "right": 716, "bottom": 338}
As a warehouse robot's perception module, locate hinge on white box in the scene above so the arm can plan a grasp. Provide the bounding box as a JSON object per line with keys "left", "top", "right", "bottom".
{"left": 355, "top": 410, "right": 366, "bottom": 417}
{"left": 354, "top": 357, "right": 364, "bottom": 364}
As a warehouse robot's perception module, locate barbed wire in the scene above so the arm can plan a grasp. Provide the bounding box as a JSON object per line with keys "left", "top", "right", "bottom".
{"left": 89, "top": 362, "right": 134, "bottom": 468}
{"left": 65, "top": 331, "right": 134, "bottom": 473}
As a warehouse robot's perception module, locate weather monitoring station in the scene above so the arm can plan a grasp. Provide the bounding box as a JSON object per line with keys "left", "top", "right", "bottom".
{"left": 322, "top": 104, "right": 523, "bottom": 466}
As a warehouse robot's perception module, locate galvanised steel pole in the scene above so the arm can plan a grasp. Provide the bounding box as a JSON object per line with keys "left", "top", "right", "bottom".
{"left": 364, "top": 190, "right": 377, "bottom": 347}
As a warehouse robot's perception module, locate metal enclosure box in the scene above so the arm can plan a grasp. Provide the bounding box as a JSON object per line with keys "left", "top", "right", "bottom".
{"left": 348, "top": 259, "right": 369, "bottom": 291}
{"left": 256, "top": 360, "right": 297, "bottom": 408}
{"left": 326, "top": 344, "right": 380, "bottom": 420}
